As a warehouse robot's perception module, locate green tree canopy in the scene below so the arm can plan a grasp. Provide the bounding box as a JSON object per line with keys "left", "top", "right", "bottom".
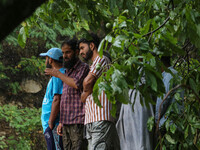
{"left": 1, "top": 0, "right": 200, "bottom": 149}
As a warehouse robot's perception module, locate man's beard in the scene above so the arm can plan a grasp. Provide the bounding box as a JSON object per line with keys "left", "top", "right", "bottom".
{"left": 63, "top": 54, "right": 77, "bottom": 69}
{"left": 84, "top": 47, "right": 93, "bottom": 61}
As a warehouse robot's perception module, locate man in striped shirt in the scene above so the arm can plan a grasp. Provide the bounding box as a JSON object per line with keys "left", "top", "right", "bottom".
{"left": 78, "top": 34, "right": 120, "bottom": 150}
{"left": 45, "top": 39, "right": 89, "bottom": 150}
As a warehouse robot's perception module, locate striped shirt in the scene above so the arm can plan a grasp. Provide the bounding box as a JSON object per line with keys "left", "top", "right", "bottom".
{"left": 60, "top": 59, "right": 89, "bottom": 125}
{"left": 84, "top": 55, "right": 113, "bottom": 124}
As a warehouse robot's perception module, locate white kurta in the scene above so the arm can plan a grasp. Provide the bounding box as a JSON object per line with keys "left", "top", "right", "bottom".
{"left": 116, "top": 90, "right": 155, "bottom": 150}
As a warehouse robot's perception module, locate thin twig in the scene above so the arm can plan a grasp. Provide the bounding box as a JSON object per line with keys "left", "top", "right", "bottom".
{"left": 124, "top": 16, "right": 170, "bottom": 52}
{"left": 148, "top": 32, "right": 153, "bottom": 42}
{"left": 142, "top": 16, "right": 170, "bottom": 37}
{"left": 173, "top": 56, "right": 182, "bottom": 68}
{"left": 187, "top": 48, "right": 190, "bottom": 74}
{"left": 156, "top": 84, "right": 182, "bottom": 133}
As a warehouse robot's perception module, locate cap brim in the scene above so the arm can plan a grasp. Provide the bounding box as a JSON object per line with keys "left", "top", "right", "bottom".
{"left": 39, "top": 53, "right": 48, "bottom": 57}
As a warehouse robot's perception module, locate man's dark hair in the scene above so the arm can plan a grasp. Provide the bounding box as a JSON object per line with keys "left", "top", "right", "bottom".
{"left": 161, "top": 56, "right": 171, "bottom": 67}
{"left": 78, "top": 33, "right": 100, "bottom": 49}
{"left": 61, "top": 38, "right": 78, "bottom": 52}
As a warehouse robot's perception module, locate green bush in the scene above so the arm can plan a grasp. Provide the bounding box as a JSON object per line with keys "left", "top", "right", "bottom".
{"left": 0, "top": 104, "right": 45, "bottom": 150}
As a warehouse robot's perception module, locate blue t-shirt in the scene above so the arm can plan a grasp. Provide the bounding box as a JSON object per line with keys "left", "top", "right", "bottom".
{"left": 41, "top": 68, "right": 65, "bottom": 132}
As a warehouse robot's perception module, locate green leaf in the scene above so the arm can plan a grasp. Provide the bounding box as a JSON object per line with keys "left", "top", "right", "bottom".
{"left": 110, "top": 103, "right": 117, "bottom": 117}
{"left": 184, "top": 125, "right": 189, "bottom": 139}
{"left": 111, "top": 69, "right": 128, "bottom": 94}
{"left": 191, "top": 126, "right": 196, "bottom": 135}
{"left": 147, "top": 116, "right": 154, "bottom": 132}
{"left": 170, "top": 124, "right": 176, "bottom": 134}
{"left": 98, "top": 39, "right": 105, "bottom": 57}
{"left": 140, "top": 19, "right": 152, "bottom": 34}
{"left": 18, "top": 27, "right": 26, "bottom": 48}
{"left": 196, "top": 24, "right": 200, "bottom": 38}
{"left": 105, "top": 35, "right": 113, "bottom": 43}
{"left": 115, "top": 88, "right": 129, "bottom": 104}
{"left": 138, "top": 39, "right": 149, "bottom": 51}
{"left": 162, "top": 145, "right": 166, "bottom": 150}
{"left": 165, "top": 134, "right": 176, "bottom": 144}
{"left": 146, "top": 71, "right": 157, "bottom": 92}
{"left": 108, "top": 0, "right": 117, "bottom": 13}
{"left": 126, "top": 0, "right": 135, "bottom": 16}
{"left": 169, "top": 11, "right": 176, "bottom": 20}
{"left": 92, "top": 78, "right": 102, "bottom": 107}
{"left": 189, "top": 78, "right": 198, "bottom": 94}
{"left": 192, "top": 122, "right": 200, "bottom": 129}
{"left": 78, "top": 4, "right": 90, "bottom": 22}
{"left": 165, "top": 119, "right": 170, "bottom": 131}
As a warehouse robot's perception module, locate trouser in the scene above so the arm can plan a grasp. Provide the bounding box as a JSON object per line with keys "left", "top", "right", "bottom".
{"left": 44, "top": 126, "right": 64, "bottom": 150}
{"left": 85, "top": 121, "right": 120, "bottom": 150}
{"left": 62, "top": 124, "right": 87, "bottom": 150}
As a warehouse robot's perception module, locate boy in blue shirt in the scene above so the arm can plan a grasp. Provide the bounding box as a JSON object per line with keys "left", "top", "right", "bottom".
{"left": 40, "top": 48, "right": 64, "bottom": 150}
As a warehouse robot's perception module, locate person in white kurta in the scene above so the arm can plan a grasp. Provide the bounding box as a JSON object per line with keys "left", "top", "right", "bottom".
{"left": 116, "top": 89, "right": 155, "bottom": 150}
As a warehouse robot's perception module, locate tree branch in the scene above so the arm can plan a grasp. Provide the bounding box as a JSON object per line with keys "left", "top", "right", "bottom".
{"left": 142, "top": 16, "right": 170, "bottom": 37}
{"left": 156, "top": 84, "right": 200, "bottom": 134}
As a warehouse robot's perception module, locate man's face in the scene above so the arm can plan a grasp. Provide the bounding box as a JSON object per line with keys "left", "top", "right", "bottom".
{"left": 79, "top": 42, "right": 93, "bottom": 61}
{"left": 61, "top": 44, "right": 77, "bottom": 69}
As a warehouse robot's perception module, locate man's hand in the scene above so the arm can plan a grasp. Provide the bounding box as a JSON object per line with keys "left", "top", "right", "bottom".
{"left": 45, "top": 68, "right": 60, "bottom": 77}
{"left": 57, "top": 123, "right": 63, "bottom": 136}
{"left": 81, "top": 91, "right": 89, "bottom": 103}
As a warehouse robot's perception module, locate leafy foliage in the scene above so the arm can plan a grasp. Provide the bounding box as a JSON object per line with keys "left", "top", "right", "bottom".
{"left": 0, "top": 104, "right": 45, "bottom": 150}
{"left": 0, "top": 55, "right": 45, "bottom": 95}
{"left": 2, "top": 0, "right": 200, "bottom": 149}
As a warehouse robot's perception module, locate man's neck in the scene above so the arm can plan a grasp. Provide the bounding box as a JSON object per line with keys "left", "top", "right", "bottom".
{"left": 91, "top": 50, "right": 99, "bottom": 62}
{"left": 52, "top": 63, "right": 62, "bottom": 69}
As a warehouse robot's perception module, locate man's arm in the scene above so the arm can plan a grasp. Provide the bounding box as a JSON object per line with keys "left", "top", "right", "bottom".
{"left": 81, "top": 73, "right": 96, "bottom": 103}
{"left": 45, "top": 68, "right": 78, "bottom": 89}
{"left": 48, "top": 94, "right": 61, "bottom": 130}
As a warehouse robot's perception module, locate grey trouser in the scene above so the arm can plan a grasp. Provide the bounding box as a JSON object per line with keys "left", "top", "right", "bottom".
{"left": 85, "top": 121, "right": 120, "bottom": 150}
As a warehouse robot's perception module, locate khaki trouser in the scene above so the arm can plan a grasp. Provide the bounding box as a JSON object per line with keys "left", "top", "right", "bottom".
{"left": 62, "top": 124, "right": 87, "bottom": 150}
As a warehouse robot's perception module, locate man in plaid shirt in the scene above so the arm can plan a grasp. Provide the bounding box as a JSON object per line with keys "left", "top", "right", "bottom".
{"left": 45, "top": 38, "right": 89, "bottom": 150}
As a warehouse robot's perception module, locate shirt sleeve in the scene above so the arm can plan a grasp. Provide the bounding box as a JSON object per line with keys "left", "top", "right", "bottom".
{"left": 52, "top": 77, "right": 63, "bottom": 95}
{"left": 90, "top": 56, "right": 109, "bottom": 79}
{"left": 73, "top": 63, "right": 89, "bottom": 90}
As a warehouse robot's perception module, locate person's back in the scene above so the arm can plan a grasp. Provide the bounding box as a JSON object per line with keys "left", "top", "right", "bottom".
{"left": 116, "top": 89, "right": 155, "bottom": 150}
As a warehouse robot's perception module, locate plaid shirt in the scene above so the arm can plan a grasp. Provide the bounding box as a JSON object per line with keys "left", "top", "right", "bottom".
{"left": 60, "top": 59, "right": 89, "bottom": 125}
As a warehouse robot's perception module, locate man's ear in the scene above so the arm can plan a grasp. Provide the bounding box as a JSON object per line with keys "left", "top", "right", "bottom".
{"left": 89, "top": 42, "right": 95, "bottom": 51}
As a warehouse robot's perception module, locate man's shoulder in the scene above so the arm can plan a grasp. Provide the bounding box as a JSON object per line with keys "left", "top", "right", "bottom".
{"left": 78, "top": 60, "right": 89, "bottom": 69}
{"left": 94, "top": 55, "right": 111, "bottom": 65}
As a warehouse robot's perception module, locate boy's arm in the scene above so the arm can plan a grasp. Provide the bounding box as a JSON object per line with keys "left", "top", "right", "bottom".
{"left": 48, "top": 94, "right": 61, "bottom": 130}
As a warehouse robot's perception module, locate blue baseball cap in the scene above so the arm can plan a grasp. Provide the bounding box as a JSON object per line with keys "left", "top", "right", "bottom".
{"left": 39, "top": 48, "right": 63, "bottom": 62}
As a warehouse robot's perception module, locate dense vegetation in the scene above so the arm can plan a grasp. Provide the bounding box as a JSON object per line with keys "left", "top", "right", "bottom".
{"left": 0, "top": 0, "right": 200, "bottom": 149}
